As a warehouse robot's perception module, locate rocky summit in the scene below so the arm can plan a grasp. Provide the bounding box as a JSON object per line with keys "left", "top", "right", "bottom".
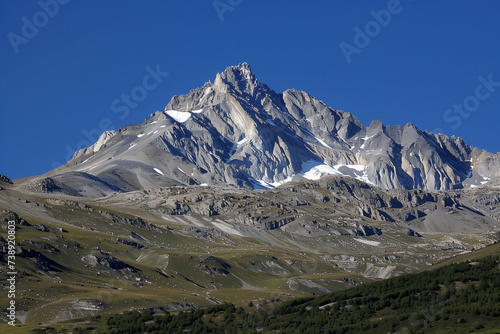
{"left": 19, "top": 63, "right": 499, "bottom": 198}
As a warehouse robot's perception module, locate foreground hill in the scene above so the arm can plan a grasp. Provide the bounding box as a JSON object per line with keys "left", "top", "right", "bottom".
{"left": 1, "top": 174, "right": 499, "bottom": 330}
{"left": 105, "top": 254, "right": 500, "bottom": 333}
{"left": 20, "top": 245, "right": 500, "bottom": 333}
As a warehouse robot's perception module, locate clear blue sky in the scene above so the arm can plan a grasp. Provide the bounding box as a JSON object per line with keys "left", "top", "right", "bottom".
{"left": 1, "top": 1, "right": 499, "bottom": 180}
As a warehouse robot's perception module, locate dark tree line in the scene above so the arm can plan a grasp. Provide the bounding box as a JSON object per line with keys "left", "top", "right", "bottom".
{"left": 103, "top": 256, "right": 500, "bottom": 333}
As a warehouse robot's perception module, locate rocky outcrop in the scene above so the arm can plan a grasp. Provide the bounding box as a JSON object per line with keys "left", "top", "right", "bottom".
{"left": 73, "top": 130, "right": 117, "bottom": 160}
{"left": 0, "top": 174, "right": 13, "bottom": 184}
{"left": 81, "top": 249, "right": 138, "bottom": 271}
{"left": 198, "top": 256, "right": 231, "bottom": 276}
{"left": 1, "top": 211, "right": 31, "bottom": 226}
{"left": 100, "top": 211, "right": 162, "bottom": 232}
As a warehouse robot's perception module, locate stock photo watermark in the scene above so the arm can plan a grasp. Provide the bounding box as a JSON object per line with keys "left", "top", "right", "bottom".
{"left": 5, "top": 220, "right": 17, "bottom": 326}
{"left": 434, "top": 74, "right": 500, "bottom": 133}
{"left": 7, "top": 0, "right": 71, "bottom": 54}
{"left": 213, "top": 0, "right": 243, "bottom": 22}
{"left": 51, "top": 64, "right": 169, "bottom": 169}
{"left": 339, "top": 0, "right": 409, "bottom": 64}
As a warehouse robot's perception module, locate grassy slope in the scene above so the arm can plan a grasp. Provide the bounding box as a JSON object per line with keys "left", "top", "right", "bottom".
{"left": 101, "top": 249, "right": 500, "bottom": 334}
{"left": 1, "top": 184, "right": 499, "bottom": 333}
{"left": 5, "top": 242, "right": 498, "bottom": 334}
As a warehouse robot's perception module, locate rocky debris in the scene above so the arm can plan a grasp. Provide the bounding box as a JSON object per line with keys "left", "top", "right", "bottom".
{"left": 0, "top": 235, "right": 8, "bottom": 254}
{"left": 471, "top": 188, "right": 500, "bottom": 220}
{"left": 33, "top": 177, "right": 62, "bottom": 193}
{"left": 349, "top": 223, "right": 382, "bottom": 237}
{"left": 130, "top": 231, "right": 146, "bottom": 240}
{"left": 166, "top": 201, "right": 192, "bottom": 215}
{"left": 81, "top": 250, "right": 138, "bottom": 272}
{"left": 71, "top": 299, "right": 105, "bottom": 311}
{"left": 100, "top": 211, "right": 162, "bottom": 232}
{"left": 288, "top": 278, "right": 331, "bottom": 295}
{"left": 99, "top": 172, "right": 500, "bottom": 235}
{"left": 181, "top": 226, "right": 227, "bottom": 242}
{"left": 46, "top": 199, "right": 95, "bottom": 211}
{"left": 323, "top": 254, "right": 397, "bottom": 279}
{"left": 116, "top": 238, "right": 145, "bottom": 249}
{"left": 165, "top": 302, "right": 195, "bottom": 312}
{"left": 441, "top": 194, "right": 460, "bottom": 207}
{"left": 342, "top": 277, "right": 358, "bottom": 286}
{"left": 406, "top": 228, "right": 422, "bottom": 237}
{"left": 261, "top": 217, "right": 295, "bottom": 230}
{"left": 25, "top": 240, "right": 60, "bottom": 254}
{"left": 402, "top": 210, "right": 427, "bottom": 222}
{"left": 1, "top": 211, "right": 31, "bottom": 226}
{"left": 198, "top": 256, "right": 231, "bottom": 276}
{"left": 34, "top": 224, "right": 53, "bottom": 232}
{"left": 55, "top": 299, "right": 106, "bottom": 322}
{"left": 19, "top": 172, "right": 122, "bottom": 198}
{"left": 358, "top": 204, "right": 394, "bottom": 222}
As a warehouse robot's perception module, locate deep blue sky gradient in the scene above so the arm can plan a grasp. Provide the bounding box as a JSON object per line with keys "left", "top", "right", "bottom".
{"left": 1, "top": 0, "right": 499, "bottom": 179}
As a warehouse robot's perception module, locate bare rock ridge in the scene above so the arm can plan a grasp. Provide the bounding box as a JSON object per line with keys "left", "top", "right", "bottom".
{"left": 33, "top": 63, "right": 500, "bottom": 197}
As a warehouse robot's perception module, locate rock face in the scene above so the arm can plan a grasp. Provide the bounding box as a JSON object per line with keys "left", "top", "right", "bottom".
{"left": 38, "top": 63, "right": 500, "bottom": 196}
{"left": 73, "top": 130, "right": 117, "bottom": 160}
{"left": 81, "top": 249, "right": 138, "bottom": 271}
{"left": 0, "top": 174, "right": 13, "bottom": 184}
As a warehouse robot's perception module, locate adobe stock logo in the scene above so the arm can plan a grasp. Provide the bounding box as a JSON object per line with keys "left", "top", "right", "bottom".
{"left": 213, "top": 0, "right": 243, "bottom": 22}
{"left": 7, "top": 0, "right": 71, "bottom": 54}
{"left": 434, "top": 74, "right": 500, "bottom": 133}
{"left": 339, "top": 0, "right": 408, "bottom": 64}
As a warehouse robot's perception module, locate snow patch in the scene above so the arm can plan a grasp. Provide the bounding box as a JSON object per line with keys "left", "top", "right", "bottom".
{"left": 153, "top": 168, "right": 164, "bottom": 175}
{"left": 302, "top": 161, "right": 342, "bottom": 180}
{"left": 360, "top": 134, "right": 375, "bottom": 149}
{"left": 314, "top": 136, "right": 331, "bottom": 149}
{"left": 237, "top": 138, "right": 249, "bottom": 146}
{"left": 177, "top": 167, "right": 186, "bottom": 174}
{"left": 137, "top": 134, "right": 144, "bottom": 138}
{"left": 249, "top": 160, "right": 373, "bottom": 190}
{"left": 362, "top": 134, "right": 376, "bottom": 141}
{"left": 191, "top": 108, "right": 203, "bottom": 114}
{"left": 165, "top": 110, "right": 192, "bottom": 123}
{"left": 203, "top": 86, "right": 212, "bottom": 96}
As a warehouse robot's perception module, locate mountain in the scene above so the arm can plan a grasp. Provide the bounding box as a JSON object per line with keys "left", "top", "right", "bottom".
{"left": 22, "top": 63, "right": 500, "bottom": 198}
{"left": 2, "top": 64, "right": 500, "bottom": 330}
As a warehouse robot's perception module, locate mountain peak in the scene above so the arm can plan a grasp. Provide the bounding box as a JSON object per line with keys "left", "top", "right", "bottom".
{"left": 214, "top": 63, "right": 268, "bottom": 97}
{"left": 223, "top": 62, "right": 253, "bottom": 75}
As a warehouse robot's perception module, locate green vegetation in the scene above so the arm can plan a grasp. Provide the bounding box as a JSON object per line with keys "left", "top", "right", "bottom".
{"left": 99, "top": 256, "right": 500, "bottom": 333}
